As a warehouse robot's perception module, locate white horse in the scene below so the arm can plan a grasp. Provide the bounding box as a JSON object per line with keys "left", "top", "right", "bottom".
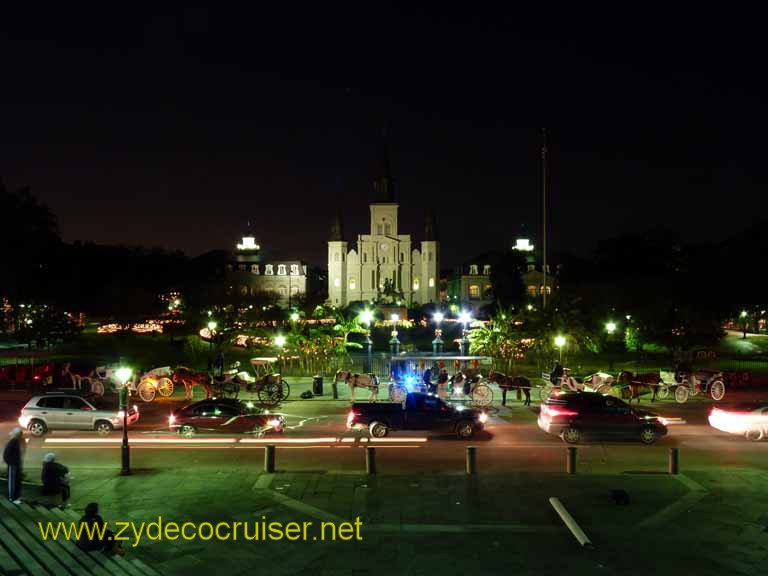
{"left": 334, "top": 370, "right": 379, "bottom": 403}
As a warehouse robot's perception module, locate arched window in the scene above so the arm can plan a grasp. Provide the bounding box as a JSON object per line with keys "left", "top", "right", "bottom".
{"left": 265, "top": 265, "right": 274, "bottom": 275}
{"left": 251, "top": 265, "right": 259, "bottom": 274}
{"left": 277, "top": 264, "right": 287, "bottom": 275}
{"left": 349, "top": 278, "right": 356, "bottom": 290}
{"left": 290, "top": 264, "right": 299, "bottom": 275}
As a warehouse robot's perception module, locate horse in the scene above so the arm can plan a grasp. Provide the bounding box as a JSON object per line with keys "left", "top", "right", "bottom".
{"left": 488, "top": 371, "right": 531, "bottom": 406}
{"left": 617, "top": 370, "right": 662, "bottom": 404}
{"left": 334, "top": 370, "right": 379, "bottom": 403}
{"left": 172, "top": 366, "right": 213, "bottom": 400}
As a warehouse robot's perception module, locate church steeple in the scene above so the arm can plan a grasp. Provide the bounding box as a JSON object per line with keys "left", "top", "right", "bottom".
{"left": 372, "top": 125, "right": 395, "bottom": 203}
{"left": 329, "top": 209, "right": 344, "bottom": 242}
{"left": 424, "top": 209, "right": 437, "bottom": 241}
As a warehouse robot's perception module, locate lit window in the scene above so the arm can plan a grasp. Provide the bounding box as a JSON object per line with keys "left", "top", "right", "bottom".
{"left": 546, "top": 286, "right": 552, "bottom": 294}
{"left": 240, "top": 286, "right": 249, "bottom": 296}
{"left": 290, "top": 285, "right": 299, "bottom": 295}
{"left": 290, "top": 264, "right": 299, "bottom": 275}
{"left": 469, "top": 265, "right": 478, "bottom": 275}
{"left": 483, "top": 265, "right": 491, "bottom": 275}
{"left": 413, "top": 279, "right": 420, "bottom": 290}
{"left": 429, "top": 277, "right": 435, "bottom": 287}
{"left": 277, "top": 265, "right": 287, "bottom": 275}
{"left": 527, "top": 264, "right": 535, "bottom": 272}
{"left": 469, "top": 285, "right": 481, "bottom": 299}
{"left": 527, "top": 285, "right": 537, "bottom": 296}
{"left": 349, "top": 278, "right": 356, "bottom": 290}
{"left": 240, "top": 265, "right": 247, "bottom": 272}
{"left": 334, "top": 277, "right": 341, "bottom": 287}
{"left": 278, "top": 286, "right": 287, "bottom": 296}
{"left": 251, "top": 265, "right": 259, "bottom": 274}
{"left": 265, "top": 265, "right": 274, "bottom": 275}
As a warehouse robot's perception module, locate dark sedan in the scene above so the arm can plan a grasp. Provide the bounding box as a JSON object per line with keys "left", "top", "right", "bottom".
{"left": 538, "top": 392, "right": 668, "bottom": 444}
{"left": 169, "top": 398, "right": 284, "bottom": 436}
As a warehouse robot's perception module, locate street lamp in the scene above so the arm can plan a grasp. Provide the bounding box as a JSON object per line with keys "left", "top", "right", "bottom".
{"left": 359, "top": 309, "right": 374, "bottom": 369}
{"left": 554, "top": 335, "right": 566, "bottom": 363}
{"left": 290, "top": 312, "right": 300, "bottom": 323}
{"left": 115, "top": 367, "right": 133, "bottom": 476}
{"left": 389, "top": 313, "right": 400, "bottom": 356}
{"left": 741, "top": 310, "right": 748, "bottom": 339}
{"left": 432, "top": 311, "right": 444, "bottom": 355}
{"left": 605, "top": 322, "right": 617, "bottom": 334}
{"left": 458, "top": 311, "right": 472, "bottom": 356}
{"left": 274, "top": 335, "right": 286, "bottom": 374}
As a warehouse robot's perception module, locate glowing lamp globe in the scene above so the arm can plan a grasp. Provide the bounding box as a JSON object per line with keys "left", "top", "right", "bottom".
{"left": 433, "top": 312, "right": 444, "bottom": 324}
{"left": 554, "top": 335, "right": 566, "bottom": 349}
{"left": 115, "top": 367, "right": 133, "bottom": 385}
{"left": 274, "top": 335, "right": 287, "bottom": 348}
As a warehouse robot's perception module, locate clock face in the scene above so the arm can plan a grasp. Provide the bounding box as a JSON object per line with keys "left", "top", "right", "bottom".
{"left": 380, "top": 243, "right": 388, "bottom": 251}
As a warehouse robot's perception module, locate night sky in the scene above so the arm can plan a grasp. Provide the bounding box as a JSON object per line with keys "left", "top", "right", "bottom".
{"left": 2, "top": 6, "right": 766, "bottom": 267}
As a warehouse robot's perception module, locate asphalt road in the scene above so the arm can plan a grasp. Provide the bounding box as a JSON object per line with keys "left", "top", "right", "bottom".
{"left": 2, "top": 386, "right": 767, "bottom": 477}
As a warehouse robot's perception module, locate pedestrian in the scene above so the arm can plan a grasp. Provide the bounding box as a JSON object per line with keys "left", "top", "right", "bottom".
{"left": 3, "top": 427, "right": 24, "bottom": 504}
{"left": 214, "top": 353, "right": 225, "bottom": 379}
{"left": 436, "top": 369, "right": 449, "bottom": 399}
{"left": 77, "top": 502, "right": 124, "bottom": 556}
{"left": 41, "top": 453, "right": 70, "bottom": 507}
{"left": 550, "top": 361, "right": 564, "bottom": 386}
{"left": 422, "top": 367, "right": 435, "bottom": 394}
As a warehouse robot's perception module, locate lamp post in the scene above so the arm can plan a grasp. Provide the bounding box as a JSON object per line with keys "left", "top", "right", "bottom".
{"left": 116, "top": 367, "right": 133, "bottom": 476}
{"left": 605, "top": 322, "right": 616, "bottom": 371}
{"left": 554, "top": 335, "right": 566, "bottom": 364}
{"left": 458, "top": 311, "right": 472, "bottom": 357}
{"left": 274, "top": 335, "right": 286, "bottom": 374}
{"left": 741, "top": 310, "right": 748, "bottom": 339}
{"left": 389, "top": 314, "right": 400, "bottom": 356}
{"left": 432, "top": 311, "right": 444, "bottom": 355}
{"left": 360, "top": 309, "right": 374, "bottom": 371}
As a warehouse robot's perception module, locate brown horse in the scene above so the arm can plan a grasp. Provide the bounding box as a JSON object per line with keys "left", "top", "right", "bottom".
{"left": 488, "top": 371, "right": 531, "bottom": 406}
{"left": 172, "top": 367, "right": 213, "bottom": 400}
{"left": 618, "top": 371, "right": 662, "bottom": 404}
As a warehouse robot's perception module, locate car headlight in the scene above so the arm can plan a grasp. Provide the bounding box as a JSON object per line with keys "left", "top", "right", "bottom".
{"left": 479, "top": 413, "right": 488, "bottom": 424}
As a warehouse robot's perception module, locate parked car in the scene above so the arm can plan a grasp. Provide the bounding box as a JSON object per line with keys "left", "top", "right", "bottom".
{"left": 18, "top": 392, "right": 139, "bottom": 437}
{"left": 538, "top": 392, "right": 667, "bottom": 444}
{"left": 346, "top": 392, "right": 488, "bottom": 439}
{"left": 169, "top": 398, "right": 284, "bottom": 436}
{"left": 709, "top": 404, "right": 768, "bottom": 441}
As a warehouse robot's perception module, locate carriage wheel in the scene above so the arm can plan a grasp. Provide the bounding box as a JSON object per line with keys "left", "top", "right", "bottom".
{"left": 389, "top": 384, "right": 407, "bottom": 403}
{"left": 157, "top": 377, "right": 174, "bottom": 397}
{"left": 539, "top": 385, "right": 553, "bottom": 402}
{"left": 710, "top": 380, "right": 725, "bottom": 401}
{"left": 258, "top": 383, "right": 281, "bottom": 407}
{"left": 674, "top": 385, "right": 689, "bottom": 403}
{"left": 222, "top": 382, "right": 240, "bottom": 399}
{"left": 138, "top": 381, "right": 156, "bottom": 403}
{"left": 471, "top": 384, "right": 493, "bottom": 407}
{"left": 279, "top": 380, "right": 291, "bottom": 401}
{"left": 685, "top": 378, "right": 700, "bottom": 396}
{"left": 657, "top": 384, "right": 670, "bottom": 400}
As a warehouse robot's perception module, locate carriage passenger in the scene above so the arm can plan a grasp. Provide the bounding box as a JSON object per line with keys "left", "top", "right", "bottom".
{"left": 436, "top": 369, "right": 449, "bottom": 399}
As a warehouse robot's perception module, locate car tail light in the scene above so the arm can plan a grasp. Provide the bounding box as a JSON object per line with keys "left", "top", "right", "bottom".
{"left": 543, "top": 405, "right": 578, "bottom": 417}
{"left": 347, "top": 411, "right": 358, "bottom": 427}
{"left": 169, "top": 414, "right": 176, "bottom": 425}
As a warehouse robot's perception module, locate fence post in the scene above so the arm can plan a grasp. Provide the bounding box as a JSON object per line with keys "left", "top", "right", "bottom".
{"left": 332, "top": 380, "right": 338, "bottom": 400}
{"left": 365, "top": 447, "right": 377, "bottom": 475}
{"left": 264, "top": 444, "right": 275, "bottom": 473}
{"left": 668, "top": 447, "right": 679, "bottom": 475}
{"left": 566, "top": 447, "right": 577, "bottom": 474}
{"left": 466, "top": 446, "right": 477, "bottom": 475}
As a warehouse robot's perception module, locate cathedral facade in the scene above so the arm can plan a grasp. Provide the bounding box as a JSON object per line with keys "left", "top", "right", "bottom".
{"left": 327, "top": 201, "right": 439, "bottom": 307}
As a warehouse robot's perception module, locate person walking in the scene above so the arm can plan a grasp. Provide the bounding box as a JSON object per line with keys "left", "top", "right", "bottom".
{"left": 3, "top": 427, "right": 25, "bottom": 504}
{"left": 550, "top": 361, "right": 564, "bottom": 387}
{"left": 41, "top": 453, "right": 70, "bottom": 507}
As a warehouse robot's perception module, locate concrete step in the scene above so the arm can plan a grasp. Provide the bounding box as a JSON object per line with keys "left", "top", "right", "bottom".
{"left": 0, "top": 500, "right": 64, "bottom": 576}
{"left": 0, "top": 522, "right": 26, "bottom": 576}
{"left": 130, "top": 558, "right": 163, "bottom": 576}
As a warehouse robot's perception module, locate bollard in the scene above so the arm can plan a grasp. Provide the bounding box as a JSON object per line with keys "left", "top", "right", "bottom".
{"left": 466, "top": 446, "right": 477, "bottom": 475}
{"left": 668, "top": 447, "right": 679, "bottom": 475}
{"left": 264, "top": 444, "right": 275, "bottom": 473}
{"left": 332, "top": 380, "right": 338, "bottom": 400}
{"left": 566, "top": 447, "right": 577, "bottom": 475}
{"left": 366, "top": 447, "right": 377, "bottom": 475}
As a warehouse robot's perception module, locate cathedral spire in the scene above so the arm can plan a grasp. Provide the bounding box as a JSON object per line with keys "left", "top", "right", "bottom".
{"left": 424, "top": 209, "right": 437, "bottom": 241}
{"left": 373, "top": 125, "right": 395, "bottom": 203}
{"left": 330, "top": 209, "right": 345, "bottom": 241}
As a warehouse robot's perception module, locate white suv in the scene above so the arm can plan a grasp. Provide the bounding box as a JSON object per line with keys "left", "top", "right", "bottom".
{"left": 19, "top": 393, "right": 139, "bottom": 437}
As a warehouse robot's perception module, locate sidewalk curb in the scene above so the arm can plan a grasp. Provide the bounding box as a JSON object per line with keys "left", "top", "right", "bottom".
{"left": 637, "top": 473, "right": 708, "bottom": 528}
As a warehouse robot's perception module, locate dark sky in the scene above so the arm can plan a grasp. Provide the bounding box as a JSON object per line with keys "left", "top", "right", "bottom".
{"left": 1, "top": 6, "right": 766, "bottom": 267}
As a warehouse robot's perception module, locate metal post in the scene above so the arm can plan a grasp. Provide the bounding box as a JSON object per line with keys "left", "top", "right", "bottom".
{"left": 466, "top": 446, "right": 477, "bottom": 475}
{"left": 120, "top": 386, "right": 131, "bottom": 476}
{"left": 541, "top": 127, "right": 548, "bottom": 310}
{"left": 566, "top": 447, "right": 577, "bottom": 475}
{"left": 264, "top": 444, "right": 276, "bottom": 473}
{"left": 668, "top": 447, "right": 679, "bottom": 475}
{"left": 366, "top": 446, "right": 377, "bottom": 475}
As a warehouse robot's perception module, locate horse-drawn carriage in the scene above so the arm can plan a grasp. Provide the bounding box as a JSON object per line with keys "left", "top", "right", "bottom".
{"left": 335, "top": 356, "right": 494, "bottom": 407}
{"left": 539, "top": 371, "right": 614, "bottom": 401}
{"left": 659, "top": 368, "right": 725, "bottom": 403}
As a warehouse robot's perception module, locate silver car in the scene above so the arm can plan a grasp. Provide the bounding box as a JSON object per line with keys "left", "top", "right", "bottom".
{"left": 18, "top": 393, "right": 140, "bottom": 437}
